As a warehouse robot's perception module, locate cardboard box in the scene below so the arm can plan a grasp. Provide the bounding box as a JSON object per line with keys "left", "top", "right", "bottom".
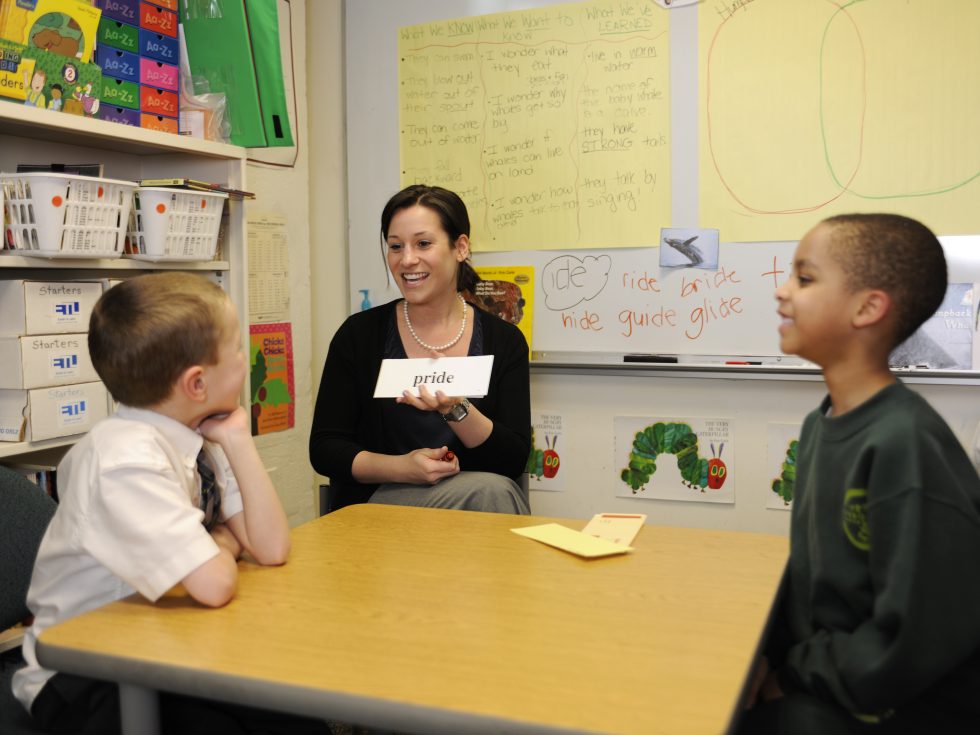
{"left": 0, "top": 381, "right": 108, "bottom": 442}
{"left": 139, "top": 3, "right": 176, "bottom": 38}
{"left": 98, "top": 104, "right": 139, "bottom": 126}
{"left": 95, "top": 45, "right": 140, "bottom": 81}
{"left": 0, "top": 334, "right": 98, "bottom": 389}
{"left": 0, "top": 280, "right": 103, "bottom": 336}
{"left": 139, "top": 85, "right": 176, "bottom": 116}
{"left": 102, "top": 75, "right": 138, "bottom": 109}
{"left": 138, "top": 28, "right": 177, "bottom": 63}
{"left": 139, "top": 57, "right": 177, "bottom": 90}
{"left": 139, "top": 112, "right": 177, "bottom": 134}
{"left": 97, "top": 18, "right": 139, "bottom": 53}
{"left": 95, "top": 0, "right": 139, "bottom": 26}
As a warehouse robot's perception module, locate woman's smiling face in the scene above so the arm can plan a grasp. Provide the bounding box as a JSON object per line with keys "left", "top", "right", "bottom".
{"left": 385, "top": 204, "right": 468, "bottom": 303}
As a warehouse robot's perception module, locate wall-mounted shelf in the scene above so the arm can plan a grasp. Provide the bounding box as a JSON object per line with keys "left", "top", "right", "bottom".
{"left": 0, "top": 254, "right": 231, "bottom": 271}
{"left": 0, "top": 104, "right": 249, "bottom": 463}
{"left": 0, "top": 102, "right": 243, "bottom": 160}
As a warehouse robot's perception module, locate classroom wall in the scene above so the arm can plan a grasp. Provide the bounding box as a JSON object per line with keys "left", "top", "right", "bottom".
{"left": 238, "top": 0, "right": 346, "bottom": 524}
{"left": 245, "top": 0, "right": 325, "bottom": 526}
{"left": 319, "top": 1, "right": 980, "bottom": 534}
{"left": 307, "top": 1, "right": 350, "bottom": 499}
{"left": 526, "top": 371, "right": 980, "bottom": 534}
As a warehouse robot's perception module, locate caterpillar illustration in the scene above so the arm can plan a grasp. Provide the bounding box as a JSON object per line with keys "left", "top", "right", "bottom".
{"left": 771, "top": 439, "right": 798, "bottom": 506}
{"left": 526, "top": 427, "right": 544, "bottom": 479}
{"left": 620, "top": 422, "right": 727, "bottom": 493}
{"left": 526, "top": 428, "right": 560, "bottom": 480}
{"left": 542, "top": 434, "right": 559, "bottom": 478}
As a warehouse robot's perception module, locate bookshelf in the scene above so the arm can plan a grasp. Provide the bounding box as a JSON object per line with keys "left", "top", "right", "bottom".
{"left": 0, "top": 102, "right": 250, "bottom": 459}
{"left": 0, "top": 103, "right": 240, "bottom": 159}
{"left": 0, "top": 105, "right": 251, "bottom": 642}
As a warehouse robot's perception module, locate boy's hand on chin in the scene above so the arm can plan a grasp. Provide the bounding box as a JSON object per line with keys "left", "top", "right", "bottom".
{"left": 199, "top": 406, "right": 250, "bottom": 445}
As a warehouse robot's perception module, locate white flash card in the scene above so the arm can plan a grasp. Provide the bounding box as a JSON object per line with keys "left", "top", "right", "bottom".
{"left": 581, "top": 513, "right": 647, "bottom": 547}
{"left": 374, "top": 355, "right": 494, "bottom": 398}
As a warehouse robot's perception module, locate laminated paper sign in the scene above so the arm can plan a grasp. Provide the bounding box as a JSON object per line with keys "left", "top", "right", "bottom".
{"left": 249, "top": 322, "right": 295, "bottom": 435}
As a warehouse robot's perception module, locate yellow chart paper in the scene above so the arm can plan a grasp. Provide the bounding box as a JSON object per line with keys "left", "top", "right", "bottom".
{"left": 399, "top": 0, "right": 671, "bottom": 251}
{"left": 700, "top": 0, "right": 980, "bottom": 242}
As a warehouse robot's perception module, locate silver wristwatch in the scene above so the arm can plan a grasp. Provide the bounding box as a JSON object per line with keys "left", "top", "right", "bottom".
{"left": 442, "top": 398, "right": 471, "bottom": 422}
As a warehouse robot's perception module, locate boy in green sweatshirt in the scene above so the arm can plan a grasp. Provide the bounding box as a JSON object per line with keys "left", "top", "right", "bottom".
{"left": 740, "top": 214, "right": 980, "bottom": 734}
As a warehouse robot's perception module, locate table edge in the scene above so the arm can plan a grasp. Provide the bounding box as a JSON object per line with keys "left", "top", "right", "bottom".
{"left": 36, "top": 639, "right": 605, "bottom": 735}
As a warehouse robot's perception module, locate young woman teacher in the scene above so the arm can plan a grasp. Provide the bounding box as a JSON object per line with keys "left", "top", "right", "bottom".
{"left": 310, "top": 185, "right": 531, "bottom": 514}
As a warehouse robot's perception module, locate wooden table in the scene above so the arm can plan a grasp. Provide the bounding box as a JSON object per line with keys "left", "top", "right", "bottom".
{"left": 37, "top": 504, "right": 787, "bottom": 735}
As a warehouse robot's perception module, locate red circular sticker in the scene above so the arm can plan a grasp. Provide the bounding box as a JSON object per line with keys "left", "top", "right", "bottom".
{"left": 156, "top": 203, "right": 167, "bottom": 214}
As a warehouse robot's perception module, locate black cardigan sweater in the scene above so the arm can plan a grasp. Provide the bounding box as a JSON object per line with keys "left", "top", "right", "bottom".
{"left": 310, "top": 299, "right": 531, "bottom": 507}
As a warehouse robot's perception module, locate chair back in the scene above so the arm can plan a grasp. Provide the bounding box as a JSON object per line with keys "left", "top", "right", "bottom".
{"left": 518, "top": 472, "right": 531, "bottom": 513}
{"left": 0, "top": 467, "right": 57, "bottom": 631}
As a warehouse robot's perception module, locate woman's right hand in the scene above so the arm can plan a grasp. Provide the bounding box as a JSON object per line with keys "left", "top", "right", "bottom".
{"left": 404, "top": 446, "right": 459, "bottom": 485}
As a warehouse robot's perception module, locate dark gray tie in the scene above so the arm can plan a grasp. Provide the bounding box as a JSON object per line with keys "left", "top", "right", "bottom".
{"left": 197, "top": 450, "right": 221, "bottom": 531}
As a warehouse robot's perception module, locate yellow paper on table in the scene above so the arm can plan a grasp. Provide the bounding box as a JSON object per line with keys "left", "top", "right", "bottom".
{"left": 511, "top": 523, "right": 632, "bottom": 559}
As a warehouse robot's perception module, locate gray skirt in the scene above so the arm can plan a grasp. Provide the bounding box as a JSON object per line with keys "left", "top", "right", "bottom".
{"left": 369, "top": 471, "right": 530, "bottom": 515}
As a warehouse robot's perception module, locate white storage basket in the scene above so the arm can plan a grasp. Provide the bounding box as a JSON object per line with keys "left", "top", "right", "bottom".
{"left": 1, "top": 173, "right": 136, "bottom": 258}
{"left": 126, "top": 187, "right": 227, "bottom": 262}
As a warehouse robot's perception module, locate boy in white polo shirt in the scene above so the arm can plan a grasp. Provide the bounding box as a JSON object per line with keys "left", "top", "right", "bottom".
{"left": 13, "top": 273, "right": 326, "bottom": 734}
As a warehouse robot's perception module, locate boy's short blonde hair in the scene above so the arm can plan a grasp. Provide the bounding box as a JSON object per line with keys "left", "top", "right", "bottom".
{"left": 823, "top": 214, "right": 947, "bottom": 347}
{"left": 88, "top": 272, "right": 231, "bottom": 407}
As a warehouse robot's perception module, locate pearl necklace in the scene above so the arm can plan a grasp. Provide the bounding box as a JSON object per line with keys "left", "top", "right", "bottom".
{"left": 403, "top": 293, "right": 467, "bottom": 352}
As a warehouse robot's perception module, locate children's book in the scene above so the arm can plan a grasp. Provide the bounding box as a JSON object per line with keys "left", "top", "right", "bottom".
{"left": 138, "top": 178, "right": 256, "bottom": 200}
{"left": 0, "top": 38, "right": 101, "bottom": 116}
{"left": 16, "top": 0, "right": 102, "bottom": 65}
{"left": 889, "top": 283, "right": 974, "bottom": 370}
{"left": 472, "top": 265, "right": 534, "bottom": 357}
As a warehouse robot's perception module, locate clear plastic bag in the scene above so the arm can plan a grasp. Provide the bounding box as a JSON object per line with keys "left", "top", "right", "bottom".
{"left": 180, "top": 0, "right": 224, "bottom": 21}
{"left": 177, "top": 25, "right": 231, "bottom": 142}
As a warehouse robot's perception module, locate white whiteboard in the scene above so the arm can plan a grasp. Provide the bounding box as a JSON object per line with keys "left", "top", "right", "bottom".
{"left": 476, "top": 241, "right": 787, "bottom": 356}
{"left": 345, "top": 1, "right": 980, "bottom": 359}
{"left": 476, "top": 236, "right": 980, "bottom": 357}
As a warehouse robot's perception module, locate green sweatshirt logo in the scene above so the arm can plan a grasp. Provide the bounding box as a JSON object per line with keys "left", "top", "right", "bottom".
{"left": 843, "top": 488, "right": 870, "bottom": 551}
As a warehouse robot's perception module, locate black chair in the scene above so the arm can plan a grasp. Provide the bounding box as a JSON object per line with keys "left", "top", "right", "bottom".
{"left": 318, "top": 483, "right": 341, "bottom": 517}
{"left": 0, "top": 466, "right": 57, "bottom": 734}
{"left": 0, "top": 467, "right": 56, "bottom": 631}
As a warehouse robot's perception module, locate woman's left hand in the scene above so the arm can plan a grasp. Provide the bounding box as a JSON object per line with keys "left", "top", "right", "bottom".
{"left": 397, "top": 385, "right": 456, "bottom": 416}
{"left": 399, "top": 385, "right": 493, "bottom": 449}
